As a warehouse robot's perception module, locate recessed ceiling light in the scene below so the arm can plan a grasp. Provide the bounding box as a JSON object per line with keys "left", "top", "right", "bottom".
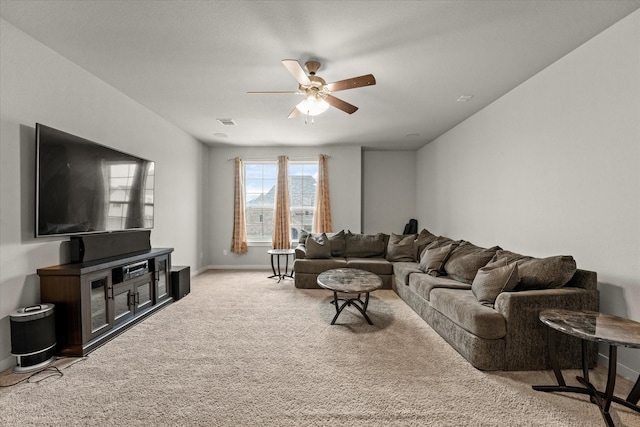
{"left": 216, "top": 118, "right": 236, "bottom": 126}
{"left": 213, "top": 133, "right": 228, "bottom": 138}
{"left": 405, "top": 133, "right": 420, "bottom": 139}
{"left": 456, "top": 95, "right": 474, "bottom": 103}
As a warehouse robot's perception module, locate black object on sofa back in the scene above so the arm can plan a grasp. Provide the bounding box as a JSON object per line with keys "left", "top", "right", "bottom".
{"left": 403, "top": 219, "right": 418, "bottom": 234}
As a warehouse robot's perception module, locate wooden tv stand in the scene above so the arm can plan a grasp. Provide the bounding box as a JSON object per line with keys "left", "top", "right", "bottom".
{"left": 38, "top": 248, "right": 173, "bottom": 356}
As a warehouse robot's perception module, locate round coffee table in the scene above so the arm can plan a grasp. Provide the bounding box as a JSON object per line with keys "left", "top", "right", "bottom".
{"left": 317, "top": 268, "right": 382, "bottom": 325}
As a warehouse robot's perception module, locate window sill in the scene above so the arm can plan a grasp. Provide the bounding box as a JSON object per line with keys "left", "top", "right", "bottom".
{"left": 247, "top": 241, "right": 297, "bottom": 248}
{"left": 247, "top": 241, "right": 272, "bottom": 247}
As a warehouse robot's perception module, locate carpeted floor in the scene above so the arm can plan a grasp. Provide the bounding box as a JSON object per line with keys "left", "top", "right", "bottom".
{"left": 1, "top": 270, "right": 638, "bottom": 426}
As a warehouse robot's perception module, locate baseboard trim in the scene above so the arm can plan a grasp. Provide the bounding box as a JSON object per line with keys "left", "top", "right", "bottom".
{"left": 598, "top": 352, "right": 639, "bottom": 382}
{"left": 208, "top": 265, "right": 271, "bottom": 270}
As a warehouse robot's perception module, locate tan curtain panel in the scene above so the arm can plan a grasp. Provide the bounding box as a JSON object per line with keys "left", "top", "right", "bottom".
{"left": 312, "top": 154, "right": 332, "bottom": 233}
{"left": 272, "top": 156, "right": 291, "bottom": 249}
{"left": 231, "top": 157, "right": 248, "bottom": 254}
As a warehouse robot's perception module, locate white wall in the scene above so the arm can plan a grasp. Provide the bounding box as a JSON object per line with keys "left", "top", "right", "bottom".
{"left": 362, "top": 151, "right": 416, "bottom": 234}
{"left": 0, "top": 20, "right": 207, "bottom": 371}
{"left": 416, "top": 11, "right": 640, "bottom": 379}
{"left": 207, "top": 145, "right": 362, "bottom": 268}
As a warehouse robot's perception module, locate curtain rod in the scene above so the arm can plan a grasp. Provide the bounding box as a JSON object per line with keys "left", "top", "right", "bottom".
{"left": 226, "top": 155, "right": 330, "bottom": 161}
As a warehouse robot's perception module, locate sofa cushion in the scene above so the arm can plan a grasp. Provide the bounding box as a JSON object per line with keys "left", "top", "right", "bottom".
{"left": 471, "top": 258, "right": 519, "bottom": 308}
{"left": 345, "top": 232, "right": 386, "bottom": 258}
{"left": 415, "top": 229, "right": 438, "bottom": 260}
{"left": 304, "top": 233, "right": 332, "bottom": 259}
{"left": 492, "top": 250, "right": 577, "bottom": 290}
{"left": 444, "top": 242, "right": 501, "bottom": 284}
{"left": 293, "top": 258, "right": 347, "bottom": 274}
{"left": 419, "top": 241, "right": 458, "bottom": 276}
{"left": 393, "top": 262, "right": 422, "bottom": 286}
{"left": 385, "top": 233, "right": 416, "bottom": 262}
{"left": 430, "top": 288, "right": 507, "bottom": 340}
{"left": 346, "top": 258, "right": 393, "bottom": 276}
{"left": 408, "top": 273, "right": 471, "bottom": 302}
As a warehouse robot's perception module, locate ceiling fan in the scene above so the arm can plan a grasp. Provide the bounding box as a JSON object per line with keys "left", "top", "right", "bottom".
{"left": 248, "top": 59, "right": 376, "bottom": 119}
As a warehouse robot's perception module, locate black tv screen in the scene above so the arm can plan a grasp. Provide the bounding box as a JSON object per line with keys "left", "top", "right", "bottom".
{"left": 35, "top": 124, "right": 154, "bottom": 238}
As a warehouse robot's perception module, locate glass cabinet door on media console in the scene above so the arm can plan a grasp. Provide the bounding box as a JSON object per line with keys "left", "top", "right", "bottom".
{"left": 154, "top": 254, "right": 170, "bottom": 303}
{"left": 83, "top": 270, "right": 114, "bottom": 342}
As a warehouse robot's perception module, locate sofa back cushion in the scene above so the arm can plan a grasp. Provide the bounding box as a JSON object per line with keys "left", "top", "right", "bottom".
{"left": 492, "top": 250, "right": 577, "bottom": 290}
{"left": 385, "top": 233, "right": 417, "bottom": 262}
{"left": 444, "top": 242, "right": 501, "bottom": 284}
{"left": 345, "top": 232, "right": 386, "bottom": 258}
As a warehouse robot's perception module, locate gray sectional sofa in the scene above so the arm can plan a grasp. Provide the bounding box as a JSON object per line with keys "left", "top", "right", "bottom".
{"left": 293, "top": 229, "right": 599, "bottom": 371}
{"left": 293, "top": 230, "right": 394, "bottom": 289}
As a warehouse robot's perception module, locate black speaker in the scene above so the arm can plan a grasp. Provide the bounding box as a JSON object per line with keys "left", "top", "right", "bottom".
{"left": 70, "top": 230, "right": 151, "bottom": 263}
{"left": 171, "top": 266, "right": 190, "bottom": 300}
{"left": 10, "top": 304, "right": 56, "bottom": 373}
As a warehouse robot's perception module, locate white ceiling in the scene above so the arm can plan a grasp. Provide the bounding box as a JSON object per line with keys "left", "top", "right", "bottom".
{"left": 2, "top": 0, "right": 639, "bottom": 150}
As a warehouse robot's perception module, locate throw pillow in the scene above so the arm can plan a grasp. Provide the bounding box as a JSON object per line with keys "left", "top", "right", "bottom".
{"left": 491, "top": 250, "right": 576, "bottom": 290}
{"left": 305, "top": 233, "right": 332, "bottom": 259}
{"left": 471, "top": 258, "right": 519, "bottom": 308}
{"left": 327, "top": 230, "right": 346, "bottom": 257}
{"left": 444, "top": 242, "right": 501, "bottom": 284}
{"left": 385, "top": 233, "right": 416, "bottom": 262}
{"left": 419, "top": 242, "right": 457, "bottom": 276}
{"left": 414, "top": 229, "right": 438, "bottom": 260}
{"left": 298, "top": 230, "right": 309, "bottom": 245}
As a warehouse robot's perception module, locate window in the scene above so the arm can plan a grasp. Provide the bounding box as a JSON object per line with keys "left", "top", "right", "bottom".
{"left": 243, "top": 160, "right": 318, "bottom": 243}
{"left": 288, "top": 161, "right": 318, "bottom": 242}
{"left": 244, "top": 162, "right": 276, "bottom": 242}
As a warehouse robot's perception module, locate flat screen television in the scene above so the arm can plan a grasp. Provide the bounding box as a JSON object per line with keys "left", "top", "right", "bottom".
{"left": 35, "top": 123, "right": 154, "bottom": 238}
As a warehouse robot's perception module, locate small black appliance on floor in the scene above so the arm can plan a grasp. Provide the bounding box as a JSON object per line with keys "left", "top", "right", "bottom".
{"left": 10, "top": 304, "right": 56, "bottom": 373}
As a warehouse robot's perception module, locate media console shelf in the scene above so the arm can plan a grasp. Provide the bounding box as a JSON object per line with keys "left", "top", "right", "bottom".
{"left": 38, "top": 248, "right": 173, "bottom": 356}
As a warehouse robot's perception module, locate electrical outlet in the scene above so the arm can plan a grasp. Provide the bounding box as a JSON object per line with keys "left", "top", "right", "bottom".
{"left": 223, "top": 249, "right": 228, "bottom": 256}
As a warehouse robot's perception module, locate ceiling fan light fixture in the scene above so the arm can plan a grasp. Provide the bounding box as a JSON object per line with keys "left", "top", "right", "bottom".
{"left": 295, "top": 96, "right": 330, "bottom": 116}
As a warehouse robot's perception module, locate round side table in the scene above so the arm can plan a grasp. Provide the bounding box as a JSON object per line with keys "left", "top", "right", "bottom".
{"left": 267, "top": 249, "right": 296, "bottom": 282}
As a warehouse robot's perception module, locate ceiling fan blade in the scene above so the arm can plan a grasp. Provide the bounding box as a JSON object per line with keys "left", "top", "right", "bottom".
{"left": 288, "top": 107, "right": 301, "bottom": 119}
{"left": 326, "top": 74, "right": 376, "bottom": 92}
{"left": 325, "top": 95, "right": 358, "bottom": 114}
{"left": 247, "top": 91, "right": 300, "bottom": 94}
{"left": 282, "top": 59, "right": 311, "bottom": 85}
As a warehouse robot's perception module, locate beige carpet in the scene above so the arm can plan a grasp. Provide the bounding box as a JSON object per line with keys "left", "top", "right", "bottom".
{"left": 1, "top": 270, "right": 637, "bottom": 426}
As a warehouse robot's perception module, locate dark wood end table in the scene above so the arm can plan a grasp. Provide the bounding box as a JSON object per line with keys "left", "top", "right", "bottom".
{"left": 532, "top": 309, "right": 640, "bottom": 426}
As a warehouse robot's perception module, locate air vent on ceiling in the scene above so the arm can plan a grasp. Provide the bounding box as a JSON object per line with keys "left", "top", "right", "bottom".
{"left": 217, "top": 118, "right": 237, "bottom": 126}
{"left": 456, "top": 95, "right": 474, "bottom": 103}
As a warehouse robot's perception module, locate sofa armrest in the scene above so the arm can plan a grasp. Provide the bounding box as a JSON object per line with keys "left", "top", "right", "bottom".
{"left": 565, "top": 268, "right": 597, "bottom": 291}
{"left": 295, "top": 244, "right": 306, "bottom": 260}
{"left": 495, "top": 287, "right": 599, "bottom": 317}
{"left": 494, "top": 287, "right": 599, "bottom": 370}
